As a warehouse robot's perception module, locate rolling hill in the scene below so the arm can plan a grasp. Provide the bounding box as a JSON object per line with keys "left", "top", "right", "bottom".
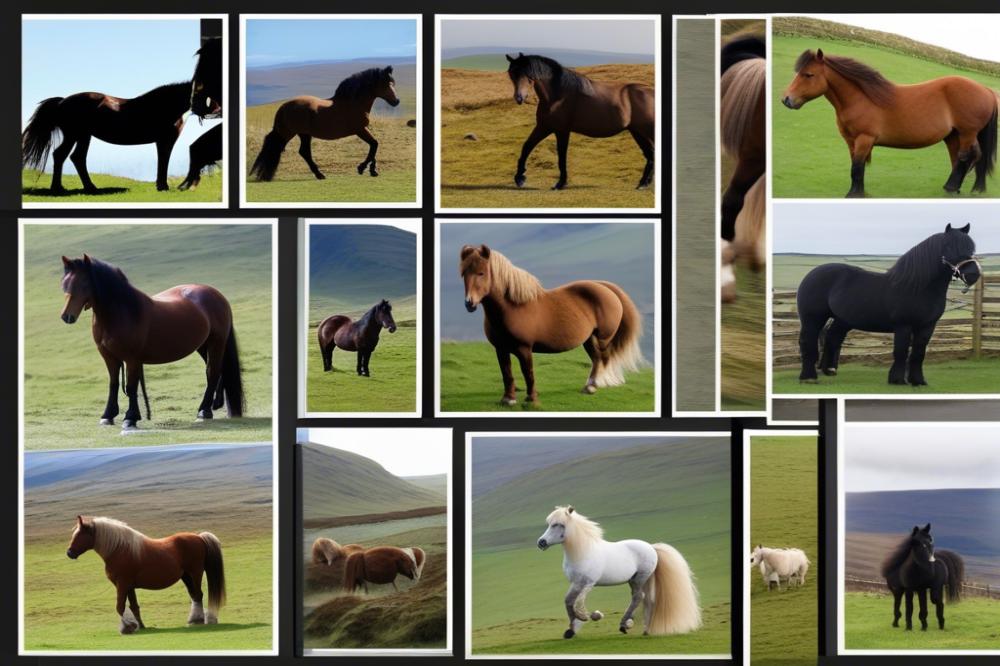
{"left": 442, "top": 47, "right": 653, "bottom": 71}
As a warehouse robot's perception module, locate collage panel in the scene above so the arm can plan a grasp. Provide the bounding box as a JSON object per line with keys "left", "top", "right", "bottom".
{"left": 465, "top": 431, "right": 731, "bottom": 658}
{"left": 297, "top": 428, "right": 451, "bottom": 656}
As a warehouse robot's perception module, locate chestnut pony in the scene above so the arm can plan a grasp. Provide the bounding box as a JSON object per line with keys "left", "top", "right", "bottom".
{"left": 311, "top": 537, "right": 364, "bottom": 566}
{"left": 249, "top": 66, "right": 400, "bottom": 182}
{"left": 460, "top": 244, "right": 643, "bottom": 405}
{"left": 60, "top": 255, "right": 244, "bottom": 429}
{"left": 317, "top": 300, "right": 397, "bottom": 377}
{"left": 343, "top": 546, "right": 425, "bottom": 594}
{"left": 66, "top": 515, "right": 226, "bottom": 634}
{"left": 782, "top": 49, "right": 999, "bottom": 197}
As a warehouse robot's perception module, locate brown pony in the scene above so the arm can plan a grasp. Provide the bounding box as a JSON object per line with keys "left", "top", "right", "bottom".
{"left": 505, "top": 53, "right": 655, "bottom": 190}
{"left": 317, "top": 300, "right": 397, "bottom": 377}
{"left": 782, "top": 49, "right": 999, "bottom": 197}
{"left": 343, "top": 546, "right": 425, "bottom": 594}
{"left": 249, "top": 67, "right": 400, "bottom": 181}
{"left": 60, "top": 255, "right": 244, "bottom": 429}
{"left": 311, "top": 537, "right": 364, "bottom": 566}
{"left": 459, "top": 245, "right": 643, "bottom": 405}
{"left": 66, "top": 515, "right": 225, "bottom": 634}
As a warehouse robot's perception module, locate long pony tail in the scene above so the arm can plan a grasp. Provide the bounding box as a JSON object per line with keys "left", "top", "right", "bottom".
{"left": 938, "top": 550, "right": 965, "bottom": 602}
{"left": 199, "top": 532, "right": 227, "bottom": 616}
{"left": 249, "top": 130, "right": 288, "bottom": 182}
{"left": 720, "top": 57, "right": 765, "bottom": 159}
{"left": 139, "top": 367, "right": 151, "bottom": 421}
{"left": 342, "top": 552, "right": 365, "bottom": 593}
{"left": 732, "top": 174, "right": 766, "bottom": 271}
{"left": 975, "top": 100, "right": 998, "bottom": 184}
{"left": 21, "top": 96, "right": 63, "bottom": 172}
{"left": 594, "top": 282, "right": 644, "bottom": 387}
{"left": 222, "top": 327, "right": 245, "bottom": 417}
{"left": 644, "top": 543, "right": 702, "bottom": 635}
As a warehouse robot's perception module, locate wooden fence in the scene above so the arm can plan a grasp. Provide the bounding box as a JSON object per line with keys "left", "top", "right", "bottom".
{"left": 845, "top": 575, "right": 1000, "bottom": 600}
{"left": 773, "top": 274, "right": 1000, "bottom": 369}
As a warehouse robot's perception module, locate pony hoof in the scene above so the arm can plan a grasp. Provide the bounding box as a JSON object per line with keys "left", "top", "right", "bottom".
{"left": 551, "top": 182, "right": 566, "bottom": 191}
{"left": 563, "top": 629, "right": 575, "bottom": 639}
{"left": 99, "top": 418, "right": 114, "bottom": 426}
{"left": 620, "top": 625, "right": 629, "bottom": 634}
{"left": 370, "top": 170, "right": 379, "bottom": 177}
{"left": 625, "top": 618, "right": 634, "bottom": 628}
{"left": 121, "top": 420, "right": 138, "bottom": 431}
{"left": 822, "top": 368, "right": 837, "bottom": 376}
{"left": 514, "top": 174, "right": 526, "bottom": 188}
{"left": 582, "top": 384, "right": 597, "bottom": 394}
{"left": 636, "top": 183, "right": 649, "bottom": 190}
{"left": 799, "top": 378, "right": 818, "bottom": 384}
{"left": 120, "top": 621, "right": 139, "bottom": 635}
{"left": 197, "top": 410, "right": 213, "bottom": 420}
{"left": 500, "top": 397, "right": 517, "bottom": 406}
{"left": 315, "top": 173, "right": 326, "bottom": 180}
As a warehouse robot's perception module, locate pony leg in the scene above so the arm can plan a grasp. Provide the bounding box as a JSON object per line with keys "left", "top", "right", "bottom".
{"left": 620, "top": 576, "right": 645, "bottom": 633}
{"left": 116, "top": 583, "right": 139, "bottom": 634}
{"left": 49, "top": 135, "right": 76, "bottom": 193}
{"left": 99, "top": 353, "right": 121, "bottom": 425}
{"left": 297, "top": 134, "right": 325, "bottom": 180}
{"left": 322, "top": 342, "right": 335, "bottom": 372}
{"left": 355, "top": 128, "right": 379, "bottom": 177}
{"left": 892, "top": 588, "right": 902, "bottom": 627}
{"left": 552, "top": 131, "right": 570, "bottom": 190}
{"left": 182, "top": 572, "right": 206, "bottom": 624}
{"left": 69, "top": 134, "right": 97, "bottom": 193}
{"left": 198, "top": 338, "right": 226, "bottom": 419}
{"left": 356, "top": 352, "right": 364, "bottom": 376}
{"left": 513, "top": 346, "right": 538, "bottom": 403}
{"left": 888, "top": 327, "right": 912, "bottom": 385}
{"left": 722, "top": 158, "right": 764, "bottom": 241}
{"left": 514, "top": 125, "right": 553, "bottom": 188}
{"left": 917, "top": 588, "right": 929, "bottom": 631}
{"left": 495, "top": 348, "right": 517, "bottom": 405}
{"left": 930, "top": 587, "right": 945, "bottom": 629}
{"left": 362, "top": 350, "right": 371, "bottom": 377}
{"left": 907, "top": 323, "right": 936, "bottom": 386}
{"left": 127, "top": 588, "right": 145, "bottom": 629}
{"left": 819, "top": 319, "right": 851, "bottom": 376}
{"left": 629, "top": 129, "right": 655, "bottom": 190}
{"left": 797, "top": 317, "right": 824, "bottom": 382}
{"left": 943, "top": 133, "right": 979, "bottom": 193}
{"left": 122, "top": 362, "right": 143, "bottom": 429}
{"left": 155, "top": 128, "right": 181, "bottom": 191}
{"left": 562, "top": 581, "right": 593, "bottom": 638}
{"left": 846, "top": 134, "right": 874, "bottom": 198}
{"left": 904, "top": 589, "right": 914, "bottom": 630}
{"left": 582, "top": 337, "right": 601, "bottom": 394}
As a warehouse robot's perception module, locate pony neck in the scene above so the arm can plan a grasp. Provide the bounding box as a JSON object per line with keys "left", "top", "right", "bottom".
{"left": 359, "top": 307, "right": 381, "bottom": 334}
{"left": 821, "top": 67, "right": 872, "bottom": 114}
{"left": 532, "top": 79, "right": 553, "bottom": 105}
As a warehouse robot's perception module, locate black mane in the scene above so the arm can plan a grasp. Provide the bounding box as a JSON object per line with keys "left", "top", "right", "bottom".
{"left": 332, "top": 67, "right": 391, "bottom": 101}
{"left": 886, "top": 231, "right": 974, "bottom": 291}
{"left": 67, "top": 257, "right": 143, "bottom": 319}
{"left": 357, "top": 299, "right": 391, "bottom": 327}
{"left": 721, "top": 34, "right": 765, "bottom": 75}
{"left": 880, "top": 534, "right": 914, "bottom": 578}
{"left": 132, "top": 81, "right": 194, "bottom": 113}
{"left": 510, "top": 55, "right": 594, "bottom": 97}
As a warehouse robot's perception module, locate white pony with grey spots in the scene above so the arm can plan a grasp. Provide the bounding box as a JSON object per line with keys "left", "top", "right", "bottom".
{"left": 750, "top": 545, "right": 809, "bottom": 590}
{"left": 537, "top": 505, "right": 702, "bottom": 638}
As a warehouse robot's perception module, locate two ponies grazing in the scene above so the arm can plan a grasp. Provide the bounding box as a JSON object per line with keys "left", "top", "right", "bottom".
{"left": 311, "top": 537, "right": 364, "bottom": 567}
{"left": 505, "top": 53, "right": 655, "bottom": 191}
{"left": 22, "top": 39, "right": 221, "bottom": 194}
{"left": 782, "top": 49, "right": 999, "bottom": 197}
{"left": 720, "top": 32, "right": 766, "bottom": 303}
{"left": 343, "top": 546, "right": 426, "bottom": 594}
{"left": 796, "top": 224, "right": 980, "bottom": 385}
{"left": 882, "top": 524, "right": 964, "bottom": 631}
{"left": 459, "top": 244, "right": 644, "bottom": 405}
{"left": 66, "top": 515, "right": 225, "bottom": 635}
{"left": 60, "top": 255, "right": 245, "bottom": 430}
{"left": 749, "top": 545, "right": 809, "bottom": 591}
{"left": 317, "top": 300, "right": 397, "bottom": 377}
{"left": 537, "top": 506, "right": 701, "bottom": 638}
{"left": 250, "top": 67, "right": 400, "bottom": 182}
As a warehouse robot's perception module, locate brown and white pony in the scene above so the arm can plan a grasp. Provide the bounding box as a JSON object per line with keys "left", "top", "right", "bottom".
{"left": 311, "top": 537, "right": 364, "bottom": 566}
{"left": 342, "top": 546, "right": 425, "bottom": 594}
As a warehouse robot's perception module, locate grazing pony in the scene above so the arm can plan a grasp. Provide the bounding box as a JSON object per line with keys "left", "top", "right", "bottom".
{"left": 882, "top": 524, "right": 964, "bottom": 631}
{"left": 505, "top": 53, "right": 655, "bottom": 191}
{"left": 459, "top": 244, "right": 643, "bottom": 404}
{"left": 537, "top": 506, "right": 701, "bottom": 638}
{"left": 249, "top": 67, "right": 400, "bottom": 182}
{"left": 796, "top": 224, "right": 980, "bottom": 385}
{"left": 180, "top": 38, "right": 225, "bottom": 192}
{"left": 342, "top": 546, "right": 426, "bottom": 594}
{"left": 178, "top": 124, "right": 222, "bottom": 192}
{"left": 782, "top": 49, "right": 999, "bottom": 197}
{"left": 749, "top": 545, "right": 809, "bottom": 590}
{"left": 311, "top": 537, "right": 364, "bottom": 566}
{"left": 60, "top": 255, "right": 244, "bottom": 429}
{"left": 66, "top": 515, "right": 225, "bottom": 634}
{"left": 317, "top": 300, "right": 397, "bottom": 377}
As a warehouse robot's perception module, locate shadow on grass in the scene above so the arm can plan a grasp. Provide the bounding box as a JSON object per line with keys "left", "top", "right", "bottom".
{"left": 23, "top": 186, "right": 130, "bottom": 197}
{"left": 442, "top": 183, "right": 600, "bottom": 191}
{"left": 132, "top": 621, "right": 270, "bottom": 636}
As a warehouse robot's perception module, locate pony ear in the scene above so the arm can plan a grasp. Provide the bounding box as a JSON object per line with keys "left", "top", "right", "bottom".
{"left": 959, "top": 223, "right": 971, "bottom": 234}
{"left": 506, "top": 53, "right": 514, "bottom": 62}
{"left": 385, "top": 65, "right": 393, "bottom": 75}
{"left": 518, "top": 52, "right": 524, "bottom": 58}
{"left": 478, "top": 244, "right": 491, "bottom": 259}
{"left": 460, "top": 245, "right": 476, "bottom": 260}
{"left": 62, "top": 255, "right": 72, "bottom": 268}
{"left": 912, "top": 525, "right": 920, "bottom": 535}
{"left": 567, "top": 505, "right": 574, "bottom": 513}
{"left": 816, "top": 48, "right": 824, "bottom": 61}
{"left": 77, "top": 514, "right": 84, "bottom": 526}
{"left": 83, "top": 253, "right": 92, "bottom": 265}
{"left": 946, "top": 223, "right": 953, "bottom": 232}
{"left": 923, "top": 523, "right": 931, "bottom": 533}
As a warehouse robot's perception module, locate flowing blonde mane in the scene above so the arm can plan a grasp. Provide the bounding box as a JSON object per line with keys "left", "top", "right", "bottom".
{"left": 489, "top": 250, "right": 544, "bottom": 304}
{"left": 548, "top": 506, "right": 604, "bottom": 560}
{"left": 91, "top": 517, "right": 145, "bottom": 559}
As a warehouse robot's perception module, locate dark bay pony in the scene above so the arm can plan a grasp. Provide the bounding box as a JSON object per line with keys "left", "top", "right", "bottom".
{"left": 505, "top": 53, "right": 655, "bottom": 190}
{"left": 343, "top": 546, "right": 425, "bottom": 594}
{"left": 311, "top": 537, "right": 364, "bottom": 566}
{"left": 67, "top": 515, "right": 226, "bottom": 634}
{"left": 882, "top": 524, "right": 964, "bottom": 631}
{"left": 460, "top": 244, "right": 643, "bottom": 404}
{"left": 796, "top": 224, "right": 980, "bottom": 385}
{"left": 60, "top": 255, "right": 244, "bottom": 429}
{"left": 782, "top": 49, "right": 999, "bottom": 197}
{"left": 180, "top": 37, "right": 224, "bottom": 192}
{"left": 249, "top": 67, "right": 400, "bottom": 181}
{"left": 317, "top": 300, "right": 397, "bottom": 377}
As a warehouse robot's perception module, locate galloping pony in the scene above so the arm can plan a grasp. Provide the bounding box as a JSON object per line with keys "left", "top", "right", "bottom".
{"left": 60, "top": 255, "right": 245, "bottom": 429}
{"left": 882, "top": 524, "right": 964, "bottom": 631}
{"left": 537, "top": 506, "right": 701, "bottom": 638}
{"left": 250, "top": 67, "right": 400, "bottom": 182}
{"left": 342, "top": 546, "right": 425, "bottom": 594}
{"left": 505, "top": 53, "right": 655, "bottom": 191}
{"left": 749, "top": 545, "right": 809, "bottom": 590}
{"left": 796, "top": 224, "right": 980, "bottom": 385}
{"left": 311, "top": 537, "right": 364, "bottom": 566}
{"left": 66, "top": 515, "right": 225, "bottom": 634}
{"left": 317, "top": 300, "right": 397, "bottom": 377}
{"left": 782, "top": 49, "right": 999, "bottom": 197}
{"left": 460, "top": 245, "right": 643, "bottom": 404}
{"left": 180, "top": 37, "right": 224, "bottom": 192}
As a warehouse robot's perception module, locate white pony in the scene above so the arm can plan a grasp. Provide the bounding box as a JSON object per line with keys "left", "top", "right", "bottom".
{"left": 749, "top": 545, "right": 809, "bottom": 590}
{"left": 537, "top": 506, "right": 702, "bottom": 638}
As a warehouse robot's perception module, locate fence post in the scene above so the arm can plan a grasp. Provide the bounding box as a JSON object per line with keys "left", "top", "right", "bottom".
{"left": 973, "top": 277, "right": 984, "bottom": 359}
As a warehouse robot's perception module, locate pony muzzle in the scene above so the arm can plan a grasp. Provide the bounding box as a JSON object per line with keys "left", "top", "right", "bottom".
{"left": 537, "top": 538, "right": 548, "bottom": 550}
{"left": 465, "top": 298, "right": 478, "bottom": 313}
{"left": 66, "top": 548, "right": 78, "bottom": 559}
{"left": 514, "top": 93, "right": 525, "bottom": 105}
{"left": 781, "top": 96, "right": 802, "bottom": 110}
{"left": 61, "top": 312, "right": 77, "bottom": 324}
{"left": 387, "top": 324, "right": 397, "bottom": 333}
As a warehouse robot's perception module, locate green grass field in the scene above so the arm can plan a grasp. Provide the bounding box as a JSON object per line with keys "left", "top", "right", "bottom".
{"left": 439, "top": 341, "right": 655, "bottom": 413}
{"left": 845, "top": 593, "right": 1000, "bottom": 649}
{"left": 244, "top": 102, "right": 416, "bottom": 203}
{"left": 23, "top": 169, "right": 222, "bottom": 204}
{"left": 22, "top": 224, "right": 272, "bottom": 449}
{"left": 722, "top": 250, "right": 766, "bottom": 413}
{"left": 750, "top": 436, "right": 817, "bottom": 664}
{"left": 440, "top": 66, "right": 656, "bottom": 209}
{"left": 773, "top": 358, "right": 1000, "bottom": 395}
{"left": 772, "top": 30, "right": 1000, "bottom": 198}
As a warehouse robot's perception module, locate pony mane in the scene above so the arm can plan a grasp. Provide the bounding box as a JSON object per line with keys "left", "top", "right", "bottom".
{"left": 91, "top": 517, "right": 145, "bottom": 559}
{"left": 489, "top": 250, "right": 544, "bottom": 304}
{"left": 886, "top": 232, "right": 971, "bottom": 291}
{"left": 880, "top": 534, "right": 915, "bottom": 578}
{"left": 795, "top": 50, "right": 895, "bottom": 107}
{"left": 133, "top": 81, "right": 194, "bottom": 108}
{"left": 512, "top": 55, "right": 594, "bottom": 97}
{"left": 721, "top": 33, "right": 765, "bottom": 74}
{"left": 720, "top": 57, "right": 765, "bottom": 157}
{"left": 68, "top": 257, "right": 144, "bottom": 319}
{"left": 332, "top": 67, "right": 390, "bottom": 101}
{"left": 357, "top": 299, "right": 391, "bottom": 326}
{"left": 548, "top": 506, "right": 604, "bottom": 560}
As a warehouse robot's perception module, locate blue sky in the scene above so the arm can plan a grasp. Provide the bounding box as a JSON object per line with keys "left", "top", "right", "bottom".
{"left": 246, "top": 19, "right": 417, "bottom": 68}
{"left": 22, "top": 18, "right": 220, "bottom": 182}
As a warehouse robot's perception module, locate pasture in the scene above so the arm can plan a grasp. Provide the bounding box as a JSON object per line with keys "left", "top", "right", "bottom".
{"left": 439, "top": 64, "right": 656, "bottom": 209}
{"left": 772, "top": 22, "right": 1000, "bottom": 198}
{"left": 244, "top": 102, "right": 417, "bottom": 204}
{"left": 23, "top": 169, "right": 222, "bottom": 204}
{"left": 22, "top": 224, "right": 273, "bottom": 449}
{"left": 844, "top": 594, "right": 1000, "bottom": 650}
{"left": 750, "top": 436, "right": 818, "bottom": 664}
{"left": 439, "top": 341, "right": 655, "bottom": 413}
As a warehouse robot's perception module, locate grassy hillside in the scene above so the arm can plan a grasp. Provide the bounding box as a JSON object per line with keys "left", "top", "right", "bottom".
{"left": 244, "top": 102, "right": 416, "bottom": 204}
{"left": 470, "top": 437, "right": 730, "bottom": 655}
{"left": 22, "top": 224, "right": 272, "bottom": 449}
{"left": 309, "top": 224, "right": 416, "bottom": 307}
{"left": 750, "top": 436, "right": 818, "bottom": 665}
{"left": 23, "top": 169, "right": 222, "bottom": 204}
{"left": 440, "top": 64, "right": 656, "bottom": 209}
{"left": 772, "top": 22, "right": 1000, "bottom": 198}
{"left": 845, "top": 594, "right": 1000, "bottom": 649}
{"left": 246, "top": 60, "right": 417, "bottom": 113}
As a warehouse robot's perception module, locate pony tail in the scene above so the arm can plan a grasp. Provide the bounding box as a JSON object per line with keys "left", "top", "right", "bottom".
{"left": 594, "top": 282, "right": 644, "bottom": 387}
{"left": 249, "top": 130, "right": 288, "bottom": 181}
{"left": 938, "top": 550, "right": 965, "bottom": 602}
{"left": 975, "top": 101, "right": 998, "bottom": 185}
{"left": 644, "top": 543, "right": 702, "bottom": 635}
{"left": 343, "top": 552, "right": 365, "bottom": 593}
{"left": 720, "top": 57, "right": 765, "bottom": 159}
{"left": 200, "top": 532, "right": 226, "bottom": 616}
{"left": 22, "top": 97, "right": 63, "bottom": 172}
{"left": 733, "top": 174, "right": 766, "bottom": 271}
{"left": 221, "top": 327, "right": 245, "bottom": 417}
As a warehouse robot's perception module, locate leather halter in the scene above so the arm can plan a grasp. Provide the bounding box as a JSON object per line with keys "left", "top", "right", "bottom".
{"left": 941, "top": 256, "right": 982, "bottom": 293}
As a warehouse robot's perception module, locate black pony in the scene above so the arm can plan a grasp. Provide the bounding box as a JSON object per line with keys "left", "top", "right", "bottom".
{"left": 796, "top": 223, "right": 980, "bottom": 385}
{"left": 882, "top": 524, "right": 964, "bottom": 631}
{"left": 181, "top": 37, "right": 224, "bottom": 192}
{"left": 316, "top": 300, "right": 397, "bottom": 377}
